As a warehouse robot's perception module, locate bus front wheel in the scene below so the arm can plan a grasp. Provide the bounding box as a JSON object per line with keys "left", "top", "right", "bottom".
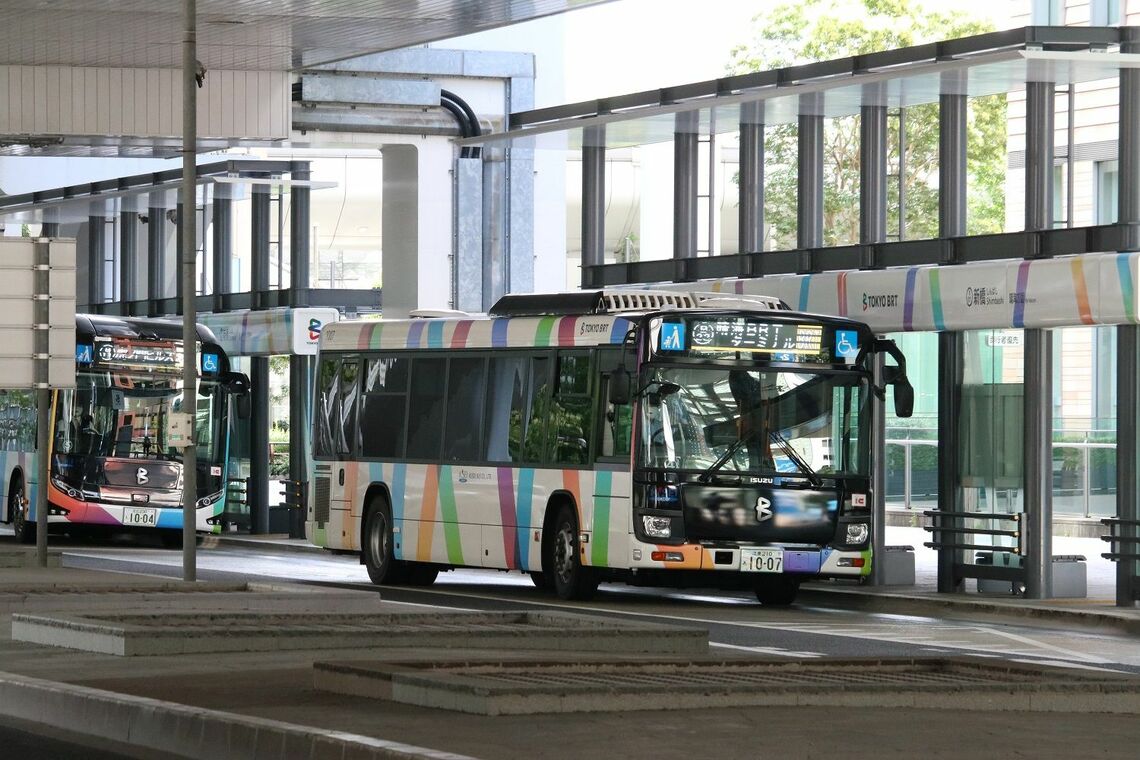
{"left": 753, "top": 575, "right": 800, "bottom": 606}
{"left": 9, "top": 475, "right": 34, "bottom": 545}
{"left": 363, "top": 497, "right": 408, "bottom": 585}
{"left": 548, "top": 503, "right": 598, "bottom": 601}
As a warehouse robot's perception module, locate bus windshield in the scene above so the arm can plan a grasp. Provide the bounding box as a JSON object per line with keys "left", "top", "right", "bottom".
{"left": 637, "top": 366, "right": 869, "bottom": 479}
{"left": 54, "top": 371, "right": 227, "bottom": 464}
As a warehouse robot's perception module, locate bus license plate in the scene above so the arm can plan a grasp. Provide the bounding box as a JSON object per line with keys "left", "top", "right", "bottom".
{"left": 741, "top": 548, "right": 783, "bottom": 573}
{"left": 123, "top": 507, "right": 158, "bottom": 527}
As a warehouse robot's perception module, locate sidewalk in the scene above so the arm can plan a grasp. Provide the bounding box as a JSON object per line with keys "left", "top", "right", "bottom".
{"left": 1, "top": 534, "right": 1139, "bottom": 759}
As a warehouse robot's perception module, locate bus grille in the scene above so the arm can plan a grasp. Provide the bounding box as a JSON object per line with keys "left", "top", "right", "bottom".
{"left": 314, "top": 477, "right": 330, "bottom": 524}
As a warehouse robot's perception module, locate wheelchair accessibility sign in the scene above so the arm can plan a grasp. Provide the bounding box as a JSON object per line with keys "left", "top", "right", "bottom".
{"left": 834, "top": 330, "right": 859, "bottom": 363}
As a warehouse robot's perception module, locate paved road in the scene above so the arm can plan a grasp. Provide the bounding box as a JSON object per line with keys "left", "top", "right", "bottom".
{"left": 57, "top": 540, "right": 1140, "bottom": 676}
{"left": 0, "top": 716, "right": 175, "bottom": 760}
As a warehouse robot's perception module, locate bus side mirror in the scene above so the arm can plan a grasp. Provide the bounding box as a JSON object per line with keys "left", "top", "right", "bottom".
{"left": 223, "top": 371, "right": 252, "bottom": 420}
{"left": 236, "top": 394, "right": 251, "bottom": 421}
{"left": 893, "top": 381, "right": 914, "bottom": 418}
{"left": 609, "top": 367, "right": 631, "bottom": 406}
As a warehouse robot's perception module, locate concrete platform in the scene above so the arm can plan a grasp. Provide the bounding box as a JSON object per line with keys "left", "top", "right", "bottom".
{"left": 314, "top": 656, "right": 1140, "bottom": 716}
{"left": 0, "top": 548, "right": 62, "bottom": 569}
{"left": 12, "top": 609, "right": 708, "bottom": 657}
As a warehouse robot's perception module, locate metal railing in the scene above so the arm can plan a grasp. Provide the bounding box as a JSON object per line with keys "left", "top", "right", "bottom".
{"left": 223, "top": 477, "right": 250, "bottom": 531}
{"left": 923, "top": 509, "right": 1024, "bottom": 587}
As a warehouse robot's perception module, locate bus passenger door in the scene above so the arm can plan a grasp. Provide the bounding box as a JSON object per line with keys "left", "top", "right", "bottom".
{"left": 592, "top": 368, "right": 634, "bottom": 569}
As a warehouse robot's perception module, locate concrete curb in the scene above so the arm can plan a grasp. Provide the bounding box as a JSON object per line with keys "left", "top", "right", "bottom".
{"left": 205, "top": 535, "right": 329, "bottom": 555}
{"left": 0, "top": 670, "right": 476, "bottom": 760}
{"left": 798, "top": 586, "right": 1140, "bottom": 634}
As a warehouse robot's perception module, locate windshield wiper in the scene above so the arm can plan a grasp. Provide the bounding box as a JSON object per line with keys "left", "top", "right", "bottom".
{"left": 769, "top": 430, "right": 822, "bottom": 487}
{"left": 698, "top": 427, "right": 757, "bottom": 483}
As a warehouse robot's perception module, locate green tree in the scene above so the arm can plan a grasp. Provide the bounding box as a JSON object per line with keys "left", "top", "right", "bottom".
{"left": 727, "top": 0, "right": 1006, "bottom": 248}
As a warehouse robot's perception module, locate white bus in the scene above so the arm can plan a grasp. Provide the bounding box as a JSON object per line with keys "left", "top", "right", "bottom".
{"left": 308, "top": 290, "right": 913, "bottom": 604}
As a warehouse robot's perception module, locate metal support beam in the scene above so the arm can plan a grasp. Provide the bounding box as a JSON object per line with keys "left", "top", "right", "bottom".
{"left": 87, "top": 213, "right": 106, "bottom": 307}
{"left": 212, "top": 193, "right": 232, "bottom": 311}
{"left": 797, "top": 112, "right": 823, "bottom": 272}
{"left": 937, "top": 331, "right": 964, "bottom": 593}
{"left": 738, "top": 103, "right": 764, "bottom": 254}
{"left": 120, "top": 212, "right": 139, "bottom": 303}
{"left": 249, "top": 356, "right": 270, "bottom": 535}
{"left": 582, "top": 125, "right": 606, "bottom": 280}
{"left": 290, "top": 161, "right": 311, "bottom": 306}
{"left": 860, "top": 103, "right": 887, "bottom": 266}
{"left": 1025, "top": 80, "right": 1056, "bottom": 238}
{"left": 939, "top": 92, "right": 968, "bottom": 243}
{"left": 1023, "top": 328, "right": 1053, "bottom": 599}
{"left": 40, "top": 222, "right": 58, "bottom": 237}
{"left": 673, "top": 111, "right": 699, "bottom": 268}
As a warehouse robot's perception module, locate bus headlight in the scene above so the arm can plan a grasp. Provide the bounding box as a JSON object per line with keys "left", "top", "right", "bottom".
{"left": 196, "top": 491, "right": 223, "bottom": 509}
{"left": 51, "top": 476, "right": 83, "bottom": 500}
{"left": 641, "top": 515, "right": 673, "bottom": 539}
{"left": 845, "top": 522, "right": 869, "bottom": 545}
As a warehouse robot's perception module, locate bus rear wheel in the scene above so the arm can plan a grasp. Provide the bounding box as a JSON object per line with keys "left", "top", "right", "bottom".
{"left": 9, "top": 475, "right": 34, "bottom": 545}
{"left": 753, "top": 575, "right": 800, "bottom": 606}
{"left": 363, "top": 497, "right": 409, "bottom": 585}
{"left": 548, "top": 503, "right": 598, "bottom": 601}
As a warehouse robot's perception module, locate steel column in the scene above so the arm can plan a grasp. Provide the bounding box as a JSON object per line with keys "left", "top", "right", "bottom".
{"left": 40, "top": 222, "right": 58, "bottom": 237}
{"left": 581, "top": 126, "right": 606, "bottom": 282}
{"left": 860, "top": 103, "right": 887, "bottom": 265}
{"left": 179, "top": 0, "right": 198, "bottom": 580}
{"left": 1117, "top": 326, "right": 1140, "bottom": 607}
{"left": 738, "top": 102, "right": 764, "bottom": 254}
{"left": 1023, "top": 328, "right": 1053, "bottom": 599}
{"left": 673, "top": 111, "right": 699, "bottom": 267}
{"left": 87, "top": 213, "right": 106, "bottom": 306}
{"left": 211, "top": 193, "right": 232, "bottom": 310}
{"left": 1023, "top": 78, "right": 1055, "bottom": 599}
{"left": 1025, "top": 80, "right": 1055, "bottom": 237}
{"left": 288, "top": 355, "right": 312, "bottom": 539}
{"left": 1114, "top": 29, "right": 1140, "bottom": 607}
{"left": 797, "top": 111, "right": 823, "bottom": 272}
{"left": 120, "top": 211, "right": 139, "bottom": 305}
{"left": 147, "top": 199, "right": 167, "bottom": 316}
{"left": 290, "top": 161, "right": 311, "bottom": 306}
{"left": 938, "top": 92, "right": 968, "bottom": 244}
{"left": 251, "top": 184, "right": 271, "bottom": 308}
{"left": 937, "top": 331, "right": 964, "bottom": 592}
{"left": 249, "top": 356, "right": 270, "bottom": 535}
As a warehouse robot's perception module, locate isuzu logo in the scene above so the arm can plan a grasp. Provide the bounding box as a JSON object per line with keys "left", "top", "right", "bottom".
{"left": 136, "top": 468, "right": 149, "bottom": 486}
{"left": 755, "top": 496, "right": 773, "bottom": 522}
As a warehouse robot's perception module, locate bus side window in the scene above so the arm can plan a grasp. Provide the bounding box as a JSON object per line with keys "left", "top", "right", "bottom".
{"left": 314, "top": 357, "right": 341, "bottom": 458}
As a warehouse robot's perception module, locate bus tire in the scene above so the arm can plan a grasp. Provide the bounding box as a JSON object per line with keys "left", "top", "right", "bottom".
{"left": 405, "top": 564, "right": 439, "bottom": 586}
{"left": 9, "top": 474, "right": 34, "bottom": 545}
{"left": 753, "top": 575, "right": 800, "bottom": 606}
{"left": 548, "top": 503, "right": 598, "bottom": 601}
{"left": 529, "top": 571, "right": 551, "bottom": 590}
{"left": 363, "top": 496, "right": 408, "bottom": 585}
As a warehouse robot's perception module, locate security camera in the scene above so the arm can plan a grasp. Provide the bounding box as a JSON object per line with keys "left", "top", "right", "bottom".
{"left": 195, "top": 60, "right": 206, "bottom": 89}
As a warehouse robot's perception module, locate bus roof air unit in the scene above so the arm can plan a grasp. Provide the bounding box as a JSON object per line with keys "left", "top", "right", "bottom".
{"left": 489, "top": 289, "right": 788, "bottom": 317}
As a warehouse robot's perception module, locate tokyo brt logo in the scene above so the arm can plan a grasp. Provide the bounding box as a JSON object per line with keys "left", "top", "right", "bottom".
{"left": 308, "top": 318, "right": 323, "bottom": 342}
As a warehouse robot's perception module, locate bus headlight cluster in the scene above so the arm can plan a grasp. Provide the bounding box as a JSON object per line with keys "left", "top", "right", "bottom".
{"left": 196, "top": 491, "right": 223, "bottom": 509}
{"left": 51, "top": 476, "right": 82, "bottom": 500}
{"left": 642, "top": 515, "right": 672, "bottom": 539}
{"left": 845, "top": 522, "right": 869, "bottom": 545}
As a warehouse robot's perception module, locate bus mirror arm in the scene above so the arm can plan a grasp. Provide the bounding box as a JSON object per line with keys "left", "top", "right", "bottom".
{"left": 872, "top": 338, "right": 914, "bottom": 419}
{"left": 609, "top": 366, "right": 631, "bottom": 406}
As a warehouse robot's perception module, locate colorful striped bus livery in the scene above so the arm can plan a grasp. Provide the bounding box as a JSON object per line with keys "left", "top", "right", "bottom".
{"left": 309, "top": 290, "right": 913, "bottom": 604}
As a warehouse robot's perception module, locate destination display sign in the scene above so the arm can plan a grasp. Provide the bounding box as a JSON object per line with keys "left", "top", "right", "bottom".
{"left": 657, "top": 317, "right": 833, "bottom": 363}
{"left": 93, "top": 338, "right": 182, "bottom": 371}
